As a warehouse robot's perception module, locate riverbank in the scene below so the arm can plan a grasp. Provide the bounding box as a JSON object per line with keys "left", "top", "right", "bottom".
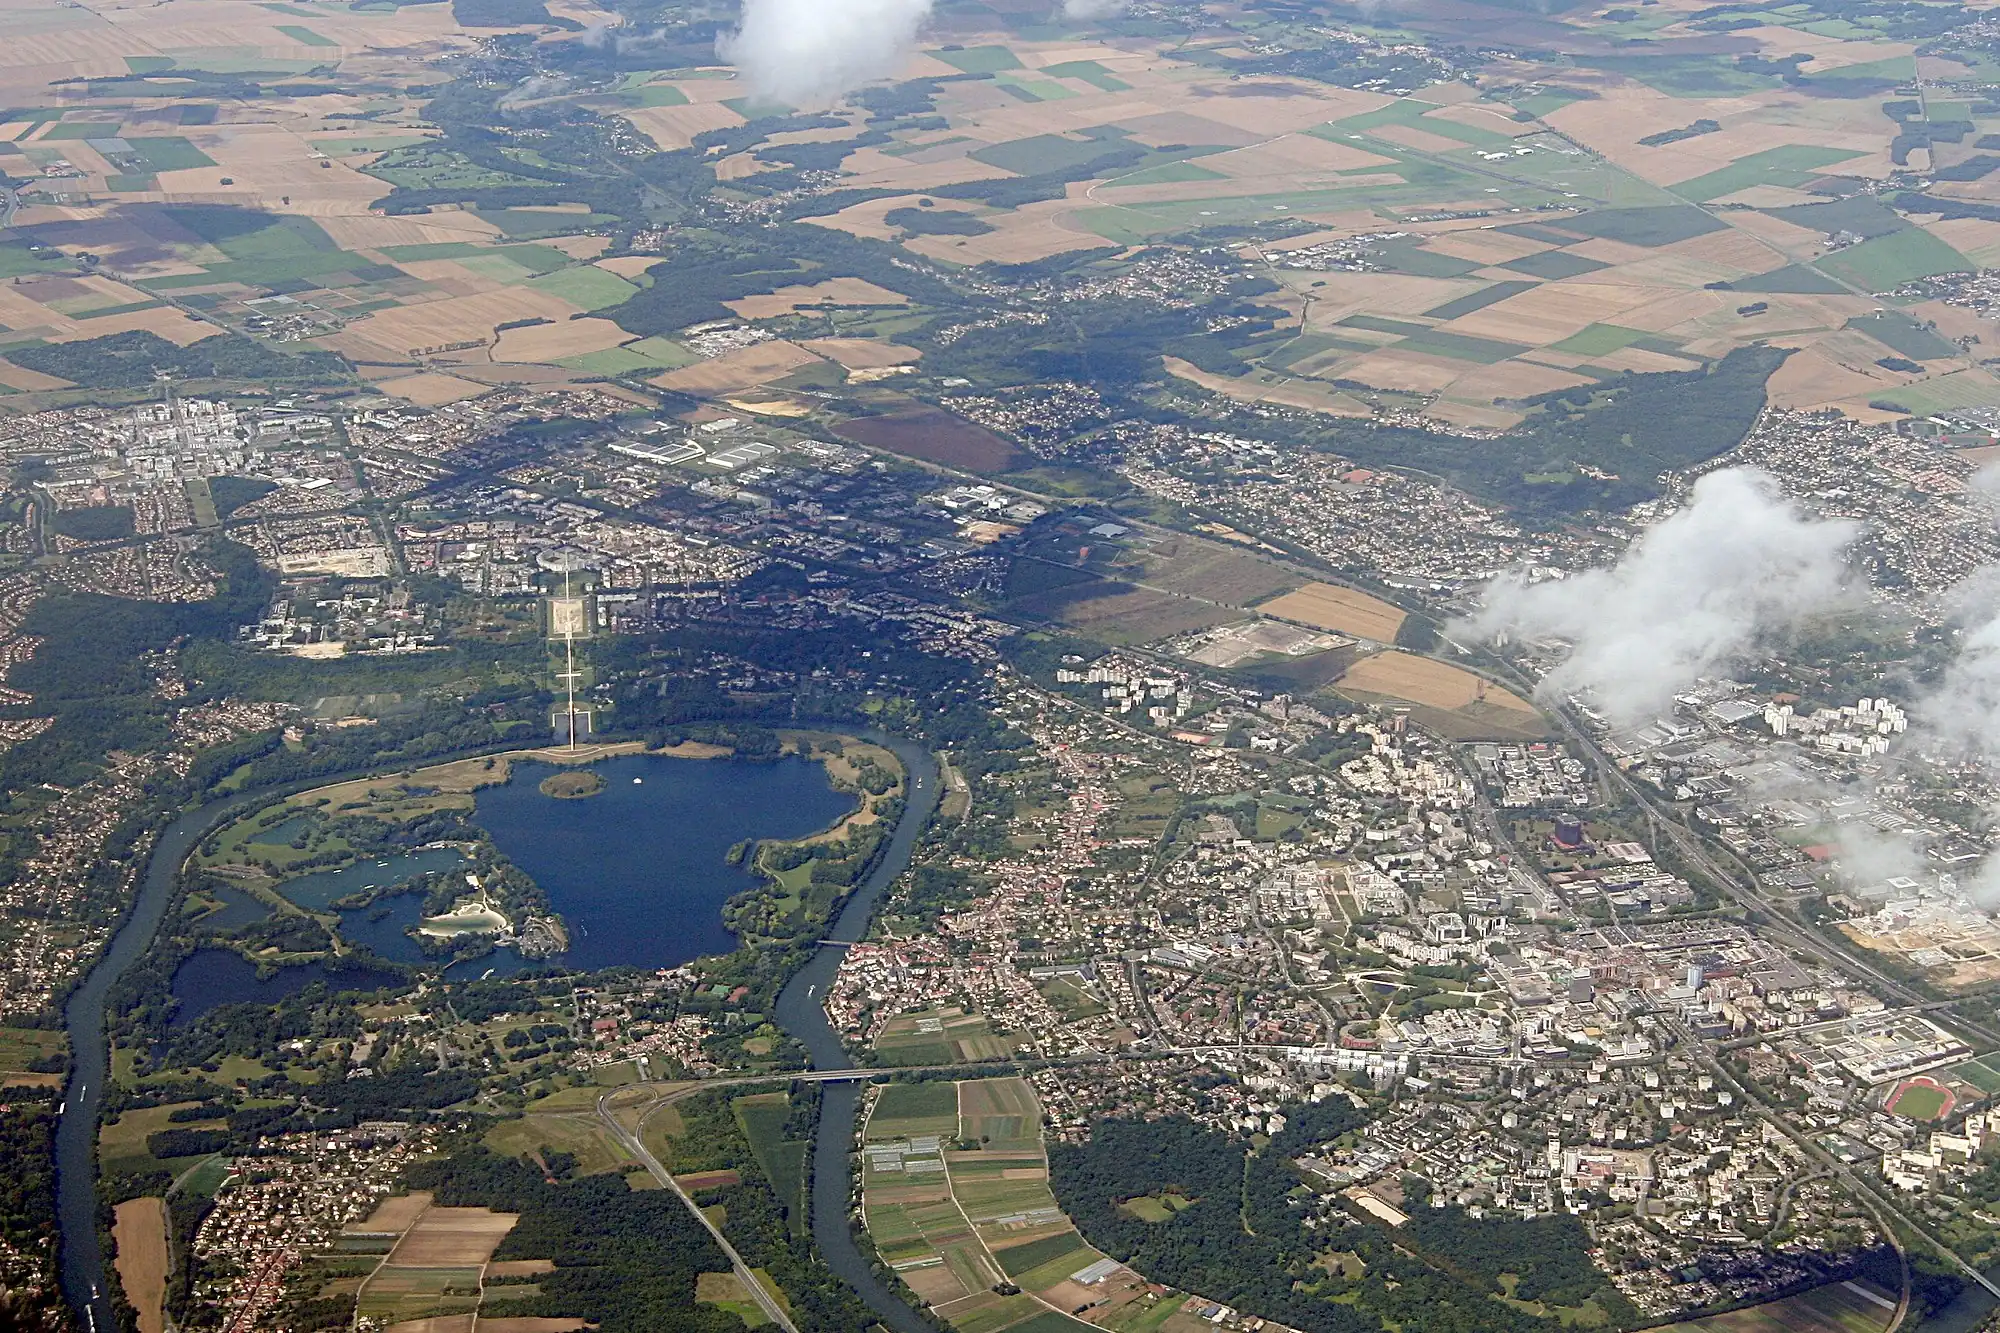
{"left": 57, "top": 727, "right": 942, "bottom": 1333}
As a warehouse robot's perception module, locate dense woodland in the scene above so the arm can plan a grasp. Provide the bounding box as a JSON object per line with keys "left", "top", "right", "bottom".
{"left": 1049, "top": 1111, "right": 1637, "bottom": 1333}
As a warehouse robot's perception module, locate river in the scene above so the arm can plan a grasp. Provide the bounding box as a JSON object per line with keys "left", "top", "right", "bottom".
{"left": 773, "top": 732, "right": 940, "bottom": 1333}
{"left": 57, "top": 731, "right": 942, "bottom": 1333}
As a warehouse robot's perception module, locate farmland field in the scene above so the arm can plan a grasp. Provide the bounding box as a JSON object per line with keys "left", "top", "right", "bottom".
{"left": 869, "top": 1081, "right": 964, "bottom": 1141}
{"left": 1257, "top": 583, "right": 1406, "bottom": 641}
{"left": 112, "top": 1197, "right": 169, "bottom": 1333}
{"left": 834, "top": 408, "right": 1023, "bottom": 472}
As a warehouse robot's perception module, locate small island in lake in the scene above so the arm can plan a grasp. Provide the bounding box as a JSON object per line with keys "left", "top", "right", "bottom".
{"left": 539, "top": 769, "right": 605, "bottom": 800}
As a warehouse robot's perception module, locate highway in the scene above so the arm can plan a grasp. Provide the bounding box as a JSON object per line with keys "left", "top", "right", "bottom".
{"left": 597, "top": 1085, "right": 801, "bottom": 1333}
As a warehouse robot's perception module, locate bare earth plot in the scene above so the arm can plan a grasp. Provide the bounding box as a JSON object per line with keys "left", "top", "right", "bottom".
{"left": 1257, "top": 583, "right": 1406, "bottom": 642}
{"left": 1336, "top": 650, "right": 1546, "bottom": 741}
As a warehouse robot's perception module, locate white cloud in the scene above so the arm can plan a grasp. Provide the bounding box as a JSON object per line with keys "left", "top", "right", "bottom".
{"left": 1062, "top": 0, "right": 1127, "bottom": 18}
{"left": 1459, "top": 466, "right": 1860, "bottom": 727}
{"left": 717, "top": 0, "right": 932, "bottom": 108}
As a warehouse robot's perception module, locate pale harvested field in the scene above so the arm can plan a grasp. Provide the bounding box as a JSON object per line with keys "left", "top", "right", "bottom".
{"left": 393, "top": 258, "right": 508, "bottom": 296}
{"left": 350, "top": 1193, "right": 434, "bottom": 1234}
{"left": 836, "top": 147, "right": 1015, "bottom": 192}
{"left": 59, "top": 307, "right": 218, "bottom": 345}
{"left": 802, "top": 337, "right": 921, "bottom": 369}
{"left": 1722, "top": 210, "right": 1838, "bottom": 255}
{"left": 1372, "top": 122, "right": 1474, "bottom": 154}
{"left": 1334, "top": 348, "right": 1473, "bottom": 394}
{"left": 375, "top": 371, "right": 488, "bottom": 405}
{"left": 384, "top": 1320, "right": 474, "bottom": 1333}
{"left": 651, "top": 340, "right": 822, "bottom": 394}
{"left": 319, "top": 327, "right": 427, "bottom": 366}
{"left": 906, "top": 199, "right": 1108, "bottom": 264}
{"left": 1443, "top": 360, "right": 1594, "bottom": 400}
{"left": 1929, "top": 216, "right": 2000, "bottom": 267}
{"left": 0, "top": 282, "right": 217, "bottom": 346}
{"left": 1766, "top": 346, "right": 1899, "bottom": 410}
{"left": 1340, "top": 651, "right": 1536, "bottom": 713}
{"left": 1425, "top": 100, "right": 1533, "bottom": 139}
{"left": 546, "top": 234, "right": 610, "bottom": 259}
{"left": 1117, "top": 110, "right": 1265, "bottom": 149}
{"left": 386, "top": 1207, "right": 516, "bottom": 1267}
{"left": 1590, "top": 346, "right": 1705, "bottom": 374}
{"left": 1427, "top": 398, "right": 1526, "bottom": 430}
{"left": 1908, "top": 300, "right": 1991, "bottom": 345}
{"left": 596, "top": 255, "right": 662, "bottom": 278}
{"left": 1018, "top": 41, "right": 1142, "bottom": 68}
{"left": 1585, "top": 252, "right": 1743, "bottom": 289}
{"left": 485, "top": 1260, "right": 556, "bottom": 1279}
{"left": 620, "top": 101, "right": 744, "bottom": 150}
{"left": 350, "top": 289, "right": 580, "bottom": 356}
{"left": 1178, "top": 79, "right": 1384, "bottom": 134}
{"left": 1205, "top": 134, "right": 1397, "bottom": 177}
{"left": 1105, "top": 171, "right": 1400, "bottom": 206}
{"left": 1258, "top": 583, "right": 1405, "bottom": 640}
{"left": 1444, "top": 282, "right": 1670, "bottom": 344}
{"left": 319, "top": 214, "right": 499, "bottom": 250}
{"left": 728, "top": 278, "right": 909, "bottom": 319}
{"left": 493, "top": 318, "right": 632, "bottom": 362}
{"left": 1301, "top": 272, "right": 1476, "bottom": 323}
{"left": 1423, "top": 229, "right": 1552, "bottom": 265}
{"left": 1601, "top": 288, "right": 1733, "bottom": 333}
{"left": 805, "top": 193, "right": 928, "bottom": 242}
{"left": 113, "top": 1197, "right": 169, "bottom": 1333}
{"left": 1670, "top": 222, "right": 1796, "bottom": 267}
{"left": 1162, "top": 357, "right": 1370, "bottom": 416}
{"left": 0, "top": 361, "right": 73, "bottom": 391}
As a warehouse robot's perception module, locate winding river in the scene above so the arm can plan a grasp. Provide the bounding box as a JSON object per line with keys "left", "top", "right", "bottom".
{"left": 56, "top": 732, "right": 941, "bottom": 1333}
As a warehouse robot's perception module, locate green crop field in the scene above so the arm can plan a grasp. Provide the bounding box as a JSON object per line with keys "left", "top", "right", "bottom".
{"left": 1556, "top": 205, "right": 1725, "bottom": 246}
{"left": 1500, "top": 250, "right": 1611, "bottom": 280}
{"left": 1817, "top": 228, "right": 1973, "bottom": 290}
{"left": 1103, "top": 161, "right": 1226, "bottom": 188}
{"left": 1397, "top": 329, "right": 1532, "bottom": 364}
{"left": 526, "top": 265, "right": 638, "bottom": 311}
{"left": 276, "top": 24, "right": 338, "bottom": 45}
{"left": 1330, "top": 98, "right": 1519, "bottom": 150}
{"left": 127, "top": 137, "right": 216, "bottom": 170}
{"left": 454, "top": 254, "right": 539, "bottom": 284}
{"left": 1374, "top": 240, "right": 1484, "bottom": 278}
{"left": 1768, "top": 196, "right": 1908, "bottom": 239}
{"left": 1423, "top": 280, "right": 1536, "bottom": 321}
{"left": 1848, "top": 311, "right": 1959, "bottom": 360}
{"left": 936, "top": 45, "right": 1023, "bottom": 74}
{"left": 1727, "top": 264, "right": 1848, "bottom": 294}
{"left": 1005, "top": 1310, "right": 1098, "bottom": 1333}
{"left": 869, "top": 1081, "right": 960, "bottom": 1140}
{"left": 1668, "top": 145, "right": 1867, "bottom": 202}
{"left": 1552, "top": 323, "right": 1650, "bottom": 356}
{"left": 1041, "top": 60, "right": 1129, "bottom": 91}
{"left": 994, "top": 1229, "right": 1087, "bottom": 1277}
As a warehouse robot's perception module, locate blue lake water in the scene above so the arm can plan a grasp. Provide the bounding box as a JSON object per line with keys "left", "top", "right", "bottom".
{"left": 247, "top": 814, "right": 311, "bottom": 846}
{"left": 272, "top": 847, "right": 467, "bottom": 911}
{"left": 192, "top": 885, "right": 270, "bottom": 931}
{"left": 472, "top": 753, "right": 855, "bottom": 971}
{"left": 169, "top": 950, "right": 402, "bottom": 1025}
{"left": 165, "top": 752, "right": 854, "bottom": 1020}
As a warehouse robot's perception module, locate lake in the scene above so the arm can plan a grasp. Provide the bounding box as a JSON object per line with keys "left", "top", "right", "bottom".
{"left": 165, "top": 752, "right": 856, "bottom": 1021}
{"left": 472, "top": 752, "right": 856, "bottom": 971}
{"left": 169, "top": 950, "right": 403, "bottom": 1025}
